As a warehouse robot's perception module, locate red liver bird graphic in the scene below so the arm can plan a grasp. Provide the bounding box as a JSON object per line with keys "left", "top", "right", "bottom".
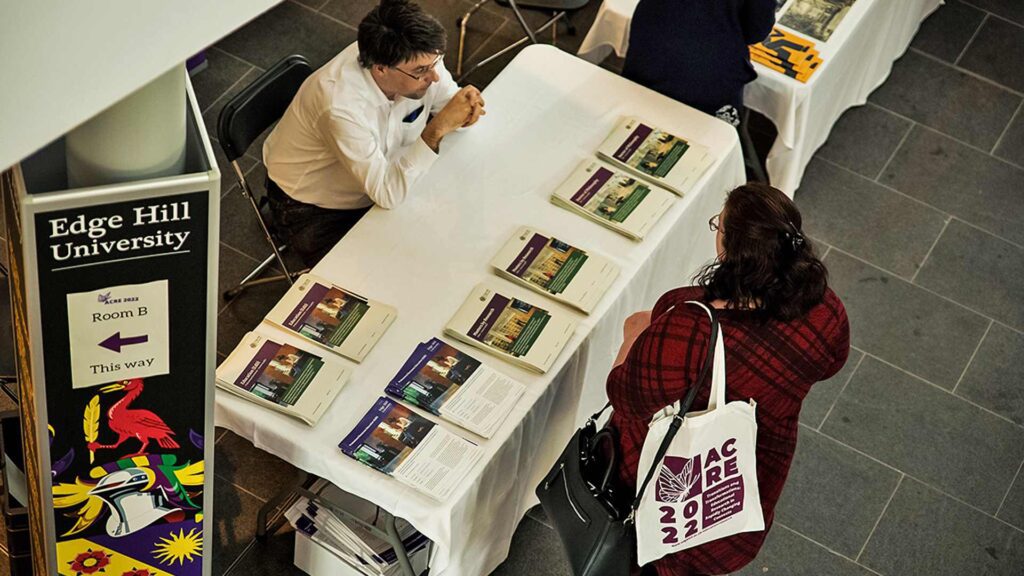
{"left": 87, "top": 378, "right": 179, "bottom": 457}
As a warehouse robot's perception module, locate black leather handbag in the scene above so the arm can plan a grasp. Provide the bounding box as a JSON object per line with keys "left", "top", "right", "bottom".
{"left": 537, "top": 403, "right": 632, "bottom": 576}
{"left": 536, "top": 305, "right": 719, "bottom": 576}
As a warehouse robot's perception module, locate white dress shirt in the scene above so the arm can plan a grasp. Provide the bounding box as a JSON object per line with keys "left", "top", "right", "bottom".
{"left": 263, "top": 43, "right": 460, "bottom": 210}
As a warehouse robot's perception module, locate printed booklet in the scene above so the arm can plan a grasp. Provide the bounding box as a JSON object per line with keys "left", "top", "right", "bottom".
{"left": 286, "top": 478, "right": 430, "bottom": 576}
{"left": 444, "top": 284, "right": 577, "bottom": 374}
{"left": 216, "top": 330, "right": 351, "bottom": 425}
{"left": 596, "top": 117, "right": 715, "bottom": 196}
{"left": 339, "top": 397, "right": 483, "bottom": 502}
{"left": 265, "top": 274, "right": 396, "bottom": 363}
{"left": 387, "top": 338, "right": 525, "bottom": 439}
{"left": 551, "top": 160, "right": 674, "bottom": 241}
{"left": 490, "top": 226, "right": 619, "bottom": 314}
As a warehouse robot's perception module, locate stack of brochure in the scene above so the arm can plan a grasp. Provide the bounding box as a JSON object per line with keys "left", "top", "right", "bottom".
{"left": 265, "top": 274, "right": 397, "bottom": 363}
{"left": 387, "top": 338, "right": 525, "bottom": 439}
{"left": 339, "top": 397, "right": 483, "bottom": 501}
{"left": 597, "top": 117, "right": 716, "bottom": 196}
{"left": 751, "top": 28, "right": 823, "bottom": 83}
{"left": 216, "top": 330, "right": 351, "bottom": 425}
{"left": 551, "top": 160, "right": 675, "bottom": 241}
{"left": 490, "top": 226, "right": 619, "bottom": 314}
{"left": 286, "top": 479, "right": 430, "bottom": 576}
{"left": 444, "top": 284, "right": 577, "bottom": 374}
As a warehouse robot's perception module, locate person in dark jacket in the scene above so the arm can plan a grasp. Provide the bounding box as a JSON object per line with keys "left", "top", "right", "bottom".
{"left": 608, "top": 182, "right": 849, "bottom": 575}
{"left": 622, "top": 0, "right": 777, "bottom": 125}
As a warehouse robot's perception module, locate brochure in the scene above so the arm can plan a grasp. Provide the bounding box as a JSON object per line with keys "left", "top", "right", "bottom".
{"left": 490, "top": 226, "right": 619, "bottom": 313}
{"left": 750, "top": 28, "right": 824, "bottom": 83}
{"left": 265, "top": 274, "right": 396, "bottom": 362}
{"left": 596, "top": 117, "right": 715, "bottom": 196}
{"left": 779, "top": 0, "right": 857, "bottom": 43}
{"left": 386, "top": 338, "right": 525, "bottom": 439}
{"left": 444, "top": 284, "right": 577, "bottom": 374}
{"left": 551, "top": 160, "right": 674, "bottom": 241}
{"left": 216, "top": 330, "right": 351, "bottom": 425}
{"left": 339, "top": 397, "right": 483, "bottom": 501}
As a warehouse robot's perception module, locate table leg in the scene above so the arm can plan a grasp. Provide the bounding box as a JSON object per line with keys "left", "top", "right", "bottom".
{"left": 255, "top": 468, "right": 311, "bottom": 541}
{"left": 383, "top": 509, "right": 419, "bottom": 576}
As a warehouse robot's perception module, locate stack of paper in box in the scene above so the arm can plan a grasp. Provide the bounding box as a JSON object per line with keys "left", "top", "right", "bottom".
{"left": 750, "top": 28, "right": 823, "bottom": 83}
{"left": 551, "top": 160, "right": 675, "bottom": 241}
{"left": 265, "top": 274, "right": 397, "bottom": 363}
{"left": 444, "top": 284, "right": 577, "bottom": 374}
{"left": 216, "top": 330, "right": 352, "bottom": 425}
{"left": 490, "top": 226, "right": 619, "bottom": 314}
{"left": 286, "top": 479, "right": 430, "bottom": 576}
{"left": 596, "top": 117, "right": 715, "bottom": 196}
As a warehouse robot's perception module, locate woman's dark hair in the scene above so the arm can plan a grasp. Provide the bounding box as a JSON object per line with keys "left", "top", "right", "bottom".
{"left": 696, "top": 182, "right": 827, "bottom": 321}
{"left": 357, "top": 0, "right": 446, "bottom": 68}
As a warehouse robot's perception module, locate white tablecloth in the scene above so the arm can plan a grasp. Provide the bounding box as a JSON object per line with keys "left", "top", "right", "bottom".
{"left": 215, "top": 44, "right": 745, "bottom": 576}
{"left": 577, "top": 0, "right": 942, "bottom": 196}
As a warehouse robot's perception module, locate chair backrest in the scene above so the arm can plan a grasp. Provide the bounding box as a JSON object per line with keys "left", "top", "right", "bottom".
{"left": 217, "top": 54, "right": 313, "bottom": 163}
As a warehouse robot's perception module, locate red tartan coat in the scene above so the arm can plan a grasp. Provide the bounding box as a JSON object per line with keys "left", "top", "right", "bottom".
{"left": 607, "top": 286, "right": 849, "bottom": 576}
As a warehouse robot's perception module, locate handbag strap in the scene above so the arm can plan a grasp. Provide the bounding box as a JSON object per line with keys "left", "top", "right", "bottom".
{"left": 627, "top": 302, "right": 719, "bottom": 524}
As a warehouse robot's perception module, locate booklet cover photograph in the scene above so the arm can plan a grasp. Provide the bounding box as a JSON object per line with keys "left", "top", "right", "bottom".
{"left": 573, "top": 167, "right": 650, "bottom": 224}
{"left": 233, "top": 340, "right": 324, "bottom": 407}
{"left": 340, "top": 398, "right": 434, "bottom": 474}
{"left": 613, "top": 123, "right": 688, "bottom": 178}
{"left": 387, "top": 340, "right": 481, "bottom": 414}
{"left": 287, "top": 283, "right": 370, "bottom": 348}
{"left": 469, "top": 294, "right": 551, "bottom": 357}
{"left": 507, "top": 232, "right": 588, "bottom": 295}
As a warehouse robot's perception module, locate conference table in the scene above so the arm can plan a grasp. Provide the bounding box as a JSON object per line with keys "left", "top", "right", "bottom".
{"left": 215, "top": 44, "right": 745, "bottom": 576}
{"left": 577, "top": 0, "right": 942, "bottom": 196}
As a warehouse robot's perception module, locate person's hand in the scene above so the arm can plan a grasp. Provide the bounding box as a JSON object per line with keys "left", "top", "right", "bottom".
{"left": 612, "top": 310, "right": 653, "bottom": 368}
{"left": 461, "top": 86, "right": 486, "bottom": 127}
{"left": 422, "top": 86, "right": 486, "bottom": 150}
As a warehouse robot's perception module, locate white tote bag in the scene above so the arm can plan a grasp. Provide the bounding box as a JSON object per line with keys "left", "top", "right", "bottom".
{"left": 634, "top": 301, "right": 764, "bottom": 565}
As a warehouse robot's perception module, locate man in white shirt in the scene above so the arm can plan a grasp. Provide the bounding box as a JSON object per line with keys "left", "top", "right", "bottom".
{"left": 263, "top": 0, "right": 485, "bottom": 265}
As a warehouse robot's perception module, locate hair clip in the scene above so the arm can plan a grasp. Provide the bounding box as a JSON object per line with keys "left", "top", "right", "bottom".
{"left": 784, "top": 221, "right": 805, "bottom": 251}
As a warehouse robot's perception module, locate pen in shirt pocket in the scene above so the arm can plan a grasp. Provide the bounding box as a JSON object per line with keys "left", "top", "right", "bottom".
{"left": 402, "top": 105, "right": 425, "bottom": 123}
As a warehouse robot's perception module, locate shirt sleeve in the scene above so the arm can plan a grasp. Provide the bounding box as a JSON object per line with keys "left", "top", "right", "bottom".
{"left": 323, "top": 111, "right": 439, "bottom": 210}
{"left": 429, "top": 64, "right": 460, "bottom": 115}
{"left": 607, "top": 308, "right": 708, "bottom": 422}
{"left": 741, "top": 0, "right": 777, "bottom": 45}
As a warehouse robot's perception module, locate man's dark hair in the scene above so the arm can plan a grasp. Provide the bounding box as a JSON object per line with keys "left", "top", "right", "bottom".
{"left": 358, "top": 0, "right": 447, "bottom": 68}
{"left": 695, "top": 182, "right": 827, "bottom": 321}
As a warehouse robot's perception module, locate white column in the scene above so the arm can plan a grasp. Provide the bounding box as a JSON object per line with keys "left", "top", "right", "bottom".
{"left": 66, "top": 64, "right": 187, "bottom": 188}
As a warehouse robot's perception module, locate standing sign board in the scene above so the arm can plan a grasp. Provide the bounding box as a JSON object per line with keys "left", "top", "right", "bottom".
{"left": 2, "top": 81, "right": 218, "bottom": 575}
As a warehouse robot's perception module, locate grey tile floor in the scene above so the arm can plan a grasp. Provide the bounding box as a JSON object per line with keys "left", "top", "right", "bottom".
{"left": 7, "top": 0, "right": 1021, "bottom": 574}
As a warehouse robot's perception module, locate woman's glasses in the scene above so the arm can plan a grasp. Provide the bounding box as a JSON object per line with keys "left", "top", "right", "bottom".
{"left": 708, "top": 213, "right": 721, "bottom": 232}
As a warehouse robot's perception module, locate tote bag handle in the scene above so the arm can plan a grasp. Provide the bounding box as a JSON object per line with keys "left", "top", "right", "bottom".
{"left": 627, "top": 301, "right": 719, "bottom": 524}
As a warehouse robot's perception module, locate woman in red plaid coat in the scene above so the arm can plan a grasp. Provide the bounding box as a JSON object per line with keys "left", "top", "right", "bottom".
{"left": 607, "top": 182, "right": 850, "bottom": 575}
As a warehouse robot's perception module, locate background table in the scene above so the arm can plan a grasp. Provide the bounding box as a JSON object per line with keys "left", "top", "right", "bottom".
{"left": 577, "top": 0, "right": 942, "bottom": 196}
{"left": 215, "top": 44, "right": 745, "bottom": 576}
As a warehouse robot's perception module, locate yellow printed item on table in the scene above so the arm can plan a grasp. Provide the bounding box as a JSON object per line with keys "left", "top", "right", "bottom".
{"left": 750, "top": 27, "right": 824, "bottom": 83}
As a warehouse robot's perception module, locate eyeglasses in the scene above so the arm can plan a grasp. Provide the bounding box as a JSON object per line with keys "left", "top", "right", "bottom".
{"left": 709, "top": 213, "right": 721, "bottom": 232}
{"left": 393, "top": 53, "right": 444, "bottom": 81}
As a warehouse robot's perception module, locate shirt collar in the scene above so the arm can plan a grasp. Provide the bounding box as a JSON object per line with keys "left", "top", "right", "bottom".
{"left": 357, "top": 58, "right": 392, "bottom": 108}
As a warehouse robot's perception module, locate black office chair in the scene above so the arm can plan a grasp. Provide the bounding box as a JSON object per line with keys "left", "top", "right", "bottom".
{"left": 456, "top": 0, "right": 590, "bottom": 81}
{"left": 217, "top": 54, "right": 313, "bottom": 300}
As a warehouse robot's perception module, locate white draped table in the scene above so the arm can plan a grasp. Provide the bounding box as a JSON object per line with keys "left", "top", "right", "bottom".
{"left": 215, "top": 44, "right": 745, "bottom": 576}
{"left": 577, "top": 0, "right": 942, "bottom": 196}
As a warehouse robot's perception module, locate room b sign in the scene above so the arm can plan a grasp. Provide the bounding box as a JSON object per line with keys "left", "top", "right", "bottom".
{"left": 67, "top": 280, "right": 171, "bottom": 388}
